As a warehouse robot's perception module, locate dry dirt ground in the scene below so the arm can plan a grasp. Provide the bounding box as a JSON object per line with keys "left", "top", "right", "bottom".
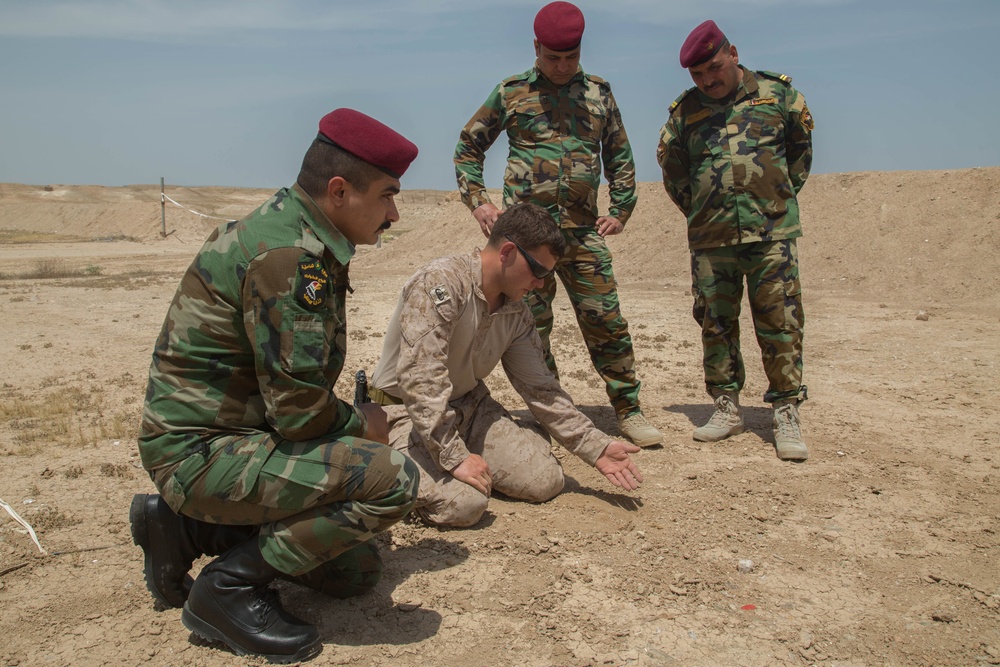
{"left": 0, "top": 168, "right": 998, "bottom": 667}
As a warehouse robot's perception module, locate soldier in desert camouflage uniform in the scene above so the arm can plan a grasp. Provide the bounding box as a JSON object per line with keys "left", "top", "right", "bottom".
{"left": 130, "top": 109, "right": 420, "bottom": 663}
{"left": 453, "top": 1, "right": 663, "bottom": 448}
{"left": 657, "top": 20, "right": 814, "bottom": 461}
{"left": 369, "top": 203, "right": 643, "bottom": 528}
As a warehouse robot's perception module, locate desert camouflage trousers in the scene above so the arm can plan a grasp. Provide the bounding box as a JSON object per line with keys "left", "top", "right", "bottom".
{"left": 150, "top": 433, "right": 419, "bottom": 576}
{"left": 691, "top": 239, "right": 806, "bottom": 403}
{"left": 526, "top": 227, "right": 641, "bottom": 418}
{"left": 385, "top": 382, "right": 564, "bottom": 528}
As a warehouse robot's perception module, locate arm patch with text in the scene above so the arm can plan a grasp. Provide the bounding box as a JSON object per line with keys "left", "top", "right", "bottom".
{"left": 295, "top": 259, "right": 329, "bottom": 308}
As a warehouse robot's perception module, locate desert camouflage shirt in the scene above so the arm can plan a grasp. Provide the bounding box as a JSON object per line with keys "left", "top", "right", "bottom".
{"left": 370, "top": 251, "right": 610, "bottom": 471}
{"left": 138, "top": 184, "right": 366, "bottom": 470}
{"left": 657, "top": 67, "right": 813, "bottom": 250}
{"left": 454, "top": 66, "right": 637, "bottom": 229}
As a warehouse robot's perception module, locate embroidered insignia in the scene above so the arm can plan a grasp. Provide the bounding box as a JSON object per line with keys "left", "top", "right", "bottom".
{"left": 801, "top": 105, "right": 815, "bottom": 131}
{"left": 429, "top": 284, "right": 451, "bottom": 306}
{"left": 705, "top": 40, "right": 714, "bottom": 52}
{"left": 749, "top": 97, "right": 777, "bottom": 106}
{"left": 295, "top": 259, "right": 329, "bottom": 308}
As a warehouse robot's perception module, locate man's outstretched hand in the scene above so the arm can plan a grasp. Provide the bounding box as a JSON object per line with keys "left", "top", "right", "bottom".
{"left": 596, "top": 440, "right": 643, "bottom": 491}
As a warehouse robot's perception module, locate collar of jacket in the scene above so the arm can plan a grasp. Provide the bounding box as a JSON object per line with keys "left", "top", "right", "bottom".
{"left": 290, "top": 182, "right": 355, "bottom": 266}
{"left": 529, "top": 65, "right": 586, "bottom": 88}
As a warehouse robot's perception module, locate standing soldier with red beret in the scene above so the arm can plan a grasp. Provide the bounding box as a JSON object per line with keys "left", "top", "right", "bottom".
{"left": 657, "top": 21, "right": 814, "bottom": 461}
{"left": 454, "top": 1, "right": 663, "bottom": 448}
{"left": 130, "top": 109, "right": 421, "bottom": 663}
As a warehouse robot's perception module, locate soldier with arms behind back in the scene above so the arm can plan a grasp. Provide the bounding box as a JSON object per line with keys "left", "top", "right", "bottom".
{"left": 454, "top": 1, "right": 663, "bottom": 448}
{"left": 130, "top": 109, "right": 420, "bottom": 663}
{"left": 657, "top": 20, "right": 814, "bottom": 461}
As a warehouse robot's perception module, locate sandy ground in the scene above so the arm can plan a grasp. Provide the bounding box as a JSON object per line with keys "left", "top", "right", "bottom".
{"left": 0, "top": 168, "right": 998, "bottom": 667}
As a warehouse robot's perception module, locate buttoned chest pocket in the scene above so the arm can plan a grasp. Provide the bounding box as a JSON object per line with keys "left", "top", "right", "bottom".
{"left": 743, "top": 104, "right": 786, "bottom": 152}
{"left": 281, "top": 302, "right": 343, "bottom": 375}
{"left": 686, "top": 115, "right": 726, "bottom": 169}
{"left": 572, "top": 99, "right": 606, "bottom": 144}
{"left": 511, "top": 95, "right": 554, "bottom": 142}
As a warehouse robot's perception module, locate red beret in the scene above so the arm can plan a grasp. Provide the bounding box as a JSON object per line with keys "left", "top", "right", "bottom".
{"left": 534, "top": 1, "right": 585, "bottom": 51}
{"left": 317, "top": 108, "right": 418, "bottom": 178}
{"left": 679, "top": 20, "right": 727, "bottom": 69}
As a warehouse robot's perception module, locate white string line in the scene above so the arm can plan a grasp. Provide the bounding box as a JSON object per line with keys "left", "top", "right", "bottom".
{"left": 0, "top": 496, "right": 47, "bottom": 555}
{"left": 161, "top": 193, "right": 237, "bottom": 221}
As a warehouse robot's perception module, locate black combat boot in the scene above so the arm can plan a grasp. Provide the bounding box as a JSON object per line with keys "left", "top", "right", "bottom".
{"left": 129, "top": 493, "right": 254, "bottom": 609}
{"left": 181, "top": 538, "right": 322, "bottom": 664}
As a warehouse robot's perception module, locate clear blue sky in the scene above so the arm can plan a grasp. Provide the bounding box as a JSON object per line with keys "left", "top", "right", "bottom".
{"left": 1, "top": 0, "right": 997, "bottom": 191}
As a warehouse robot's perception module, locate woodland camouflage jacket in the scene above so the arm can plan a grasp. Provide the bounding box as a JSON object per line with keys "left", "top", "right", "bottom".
{"left": 138, "top": 184, "right": 365, "bottom": 470}
{"left": 455, "top": 66, "right": 637, "bottom": 229}
{"left": 657, "top": 67, "right": 814, "bottom": 250}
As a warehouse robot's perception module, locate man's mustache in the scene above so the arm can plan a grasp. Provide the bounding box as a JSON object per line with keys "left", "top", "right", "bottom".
{"left": 379, "top": 221, "right": 392, "bottom": 230}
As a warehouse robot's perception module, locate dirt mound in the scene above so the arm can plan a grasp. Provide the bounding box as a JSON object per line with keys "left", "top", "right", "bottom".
{"left": 3, "top": 168, "right": 997, "bottom": 308}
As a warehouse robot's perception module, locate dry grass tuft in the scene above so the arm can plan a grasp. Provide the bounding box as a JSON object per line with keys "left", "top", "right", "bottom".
{"left": 0, "top": 386, "right": 140, "bottom": 456}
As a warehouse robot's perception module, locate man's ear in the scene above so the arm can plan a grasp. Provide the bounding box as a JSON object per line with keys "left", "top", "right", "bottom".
{"left": 533, "top": 39, "right": 541, "bottom": 58}
{"left": 499, "top": 241, "right": 516, "bottom": 266}
{"left": 326, "top": 176, "right": 348, "bottom": 207}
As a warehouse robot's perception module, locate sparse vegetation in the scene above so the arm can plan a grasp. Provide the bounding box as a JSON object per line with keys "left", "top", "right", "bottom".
{"left": 26, "top": 506, "right": 80, "bottom": 531}
{"left": 99, "top": 462, "right": 132, "bottom": 478}
{"left": 0, "top": 385, "right": 140, "bottom": 455}
{"left": 0, "top": 230, "right": 87, "bottom": 244}
{"left": 0, "top": 230, "right": 138, "bottom": 244}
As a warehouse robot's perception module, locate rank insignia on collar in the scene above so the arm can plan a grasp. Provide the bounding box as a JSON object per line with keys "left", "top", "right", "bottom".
{"left": 296, "top": 259, "right": 329, "bottom": 308}
{"left": 429, "top": 284, "right": 451, "bottom": 306}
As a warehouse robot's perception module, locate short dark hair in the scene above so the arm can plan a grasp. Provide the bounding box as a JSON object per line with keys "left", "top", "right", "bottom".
{"left": 487, "top": 203, "right": 565, "bottom": 257}
{"left": 296, "top": 138, "right": 384, "bottom": 197}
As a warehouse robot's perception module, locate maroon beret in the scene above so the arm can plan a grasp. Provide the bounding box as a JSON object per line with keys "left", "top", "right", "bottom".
{"left": 317, "top": 108, "right": 418, "bottom": 178}
{"left": 679, "top": 20, "right": 727, "bottom": 69}
{"left": 533, "top": 1, "right": 585, "bottom": 51}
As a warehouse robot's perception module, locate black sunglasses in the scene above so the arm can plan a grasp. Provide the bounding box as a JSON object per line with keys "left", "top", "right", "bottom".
{"left": 505, "top": 234, "right": 554, "bottom": 279}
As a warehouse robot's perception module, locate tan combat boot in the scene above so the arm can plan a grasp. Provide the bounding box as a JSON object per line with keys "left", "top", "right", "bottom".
{"left": 773, "top": 400, "right": 808, "bottom": 461}
{"left": 618, "top": 411, "right": 664, "bottom": 448}
{"left": 693, "top": 393, "right": 744, "bottom": 442}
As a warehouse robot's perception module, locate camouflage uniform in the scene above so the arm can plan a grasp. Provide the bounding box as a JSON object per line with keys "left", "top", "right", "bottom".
{"left": 139, "top": 184, "right": 418, "bottom": 576}
{"left": 454, "top": 66, "right": 643, "bottom": 418}
{"left": 657, "top": 66, "right": 813, "bottom": 402}
{"left": 370, "top": 251, "right": 612, "bottom": 527}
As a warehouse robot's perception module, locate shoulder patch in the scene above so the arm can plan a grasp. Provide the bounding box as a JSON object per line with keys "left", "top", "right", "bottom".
{"left": 801, "top": 104, "right": 815, "bottom": 131}
{"left": 428, "top": 284, "right": 451, "bottom": 306}
{"left": 757, "top": 70, "right": 792, "bottom": 85}
{"left": 295, "top": 259, "right": 329, "bottom": 309}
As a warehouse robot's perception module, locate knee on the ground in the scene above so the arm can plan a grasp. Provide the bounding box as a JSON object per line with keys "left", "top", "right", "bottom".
{"left": 418, "top": 485, "right": 489, "bottom": 528}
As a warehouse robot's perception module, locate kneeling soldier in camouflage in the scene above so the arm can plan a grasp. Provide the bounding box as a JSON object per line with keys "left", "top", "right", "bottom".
{"left": 131, "top": 109, "right": 420, "bottom": 663}
{"left": 369, "top": 203, "right": 643, "bottom": 528}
